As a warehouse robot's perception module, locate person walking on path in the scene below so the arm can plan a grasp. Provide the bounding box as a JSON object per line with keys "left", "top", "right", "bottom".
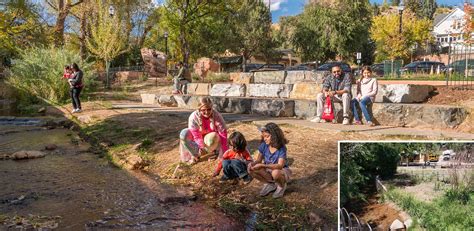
{"left": 179, "top": 97, "right": 228, "bottom": 164}
{"left": 68, "top": 63, "right": 84, "bottom": 113}
{"left": 311, "top": 65, "right": 352, "bottom": 125}
{"left": 351, "top": 66, "right": 378, "bottom": 126}
{"left": 248, "top": 123, "right": 291, "bottom": 199}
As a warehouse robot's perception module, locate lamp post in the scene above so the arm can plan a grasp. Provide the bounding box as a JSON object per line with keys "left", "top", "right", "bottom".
{"left": 164, "top": 31, "right": 169, "bottom": 77}
{"left": 398, "top": 0, "right": 404, "bottom": 34}
{"left": 109, "top": 5, "right": 115, "bottom": 17}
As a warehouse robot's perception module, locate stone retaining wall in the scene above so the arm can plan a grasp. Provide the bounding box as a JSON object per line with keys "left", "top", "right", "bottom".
{"left": 141, "top": 94, "right": 469, "bottom": 130}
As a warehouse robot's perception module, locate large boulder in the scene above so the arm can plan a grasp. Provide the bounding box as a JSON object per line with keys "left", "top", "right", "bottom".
{"left": 187, "top": 83, "right": 212, "bottom": 96}
{"left": 308, "top": 71, "right": 328, "bottom": 83}
{"left": 210, "top": 84, "right": 246, "bottom": 97}
{"left": 173, "top": 95, "right": 192, "bottom": 108}
{"left": 248, "top": 84, "right": 293, "bottom": 98}
{"left": 251, "top": 99, "right": 295, "bottom": 117}
{"left": 141, "top": 48, "right": 166, "bottom": 78}
{"left": 159, "top": 95, "right": 177, "bottom": 107}
{"left": 372, "top": 103, "right": 468, "bottom": 129}
{"left": 285, "top": 71, "right": 319, "bottom": 84}
{"left": 141, "top": 93, "right": 159, "bottom": 105}
{"left": 193, "top": 57, "right": 220, "bottom": 78}
{"left": 294, "top": 100, "right": 317, "bottom": 119}
{"left": 231, "top": 72, "right": 254, "bottom": 85}
{"left": 290, "top": 83, "right": 321, "bottom": 100}
{"left": 211, "top": 96, "right": 252, "bottom": 114}
{"left": 253, "top": 71, "right": 286, "bottom": 84}
{"left": 376, "top": 84, "right": 434, "bottom": 103}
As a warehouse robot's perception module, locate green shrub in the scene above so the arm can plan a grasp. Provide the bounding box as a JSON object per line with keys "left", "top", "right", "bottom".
{"left": 7, "top": 46, "right": 93, "bottom": 105}
{"left": 206, "top": 71, "right": 230, "bottom": 83}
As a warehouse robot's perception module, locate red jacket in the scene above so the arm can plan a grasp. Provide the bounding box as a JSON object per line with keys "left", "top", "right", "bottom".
{"left": 215, "top": 149, "right": 252, "bottom": 174}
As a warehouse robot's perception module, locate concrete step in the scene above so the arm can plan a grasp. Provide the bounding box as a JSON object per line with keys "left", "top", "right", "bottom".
{"left": 140, "top": 94, "right": 470, "bottom": 131}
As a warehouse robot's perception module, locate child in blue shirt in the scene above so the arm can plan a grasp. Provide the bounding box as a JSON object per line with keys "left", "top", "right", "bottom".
{"left": 248, "top": 122, "right": 291, "bottom": 198}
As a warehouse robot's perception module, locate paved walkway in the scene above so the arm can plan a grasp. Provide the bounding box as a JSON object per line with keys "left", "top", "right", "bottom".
{"left": 113, "top": 104, "right": 474, "bottom": 140}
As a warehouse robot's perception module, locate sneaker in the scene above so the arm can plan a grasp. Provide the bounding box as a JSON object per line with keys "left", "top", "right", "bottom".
{"left": 71, "top": 109, "right": 77, "bottom": 113}
{"left": 242, "top": 175, "right": 253, "bottom": 184}
{"left": 75, "top": 109, "right": 82, "bottom": 113}
{"left": 367, "top": 121, "right": 375, "bottom": 127}
{"left": 259, "top": 183, "right": 277, "bottom": 197}
{"left": 310, "top": 117, "right": 321, "bottom": 123}
{"left": 342, "top": 118, "right": 349, "bottom": 125}
{"left": 272, "top": 183, "right": 287, "bottom": 199}
{"left": 219, "top": 175, "right": 230, "bottom": 183}
{"left": 354, "top": 120, "right": 362, "bottom": 125}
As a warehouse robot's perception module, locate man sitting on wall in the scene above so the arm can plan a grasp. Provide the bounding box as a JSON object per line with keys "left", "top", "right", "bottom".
{"left": 311, "top": 65, "right": 352, "bottom": 125}
{"left": 172, "top": 62, "right": 188, "bottom": 94}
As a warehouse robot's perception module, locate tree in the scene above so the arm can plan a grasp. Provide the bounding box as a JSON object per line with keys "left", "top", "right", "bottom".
{"left": 405, "top": 0, "right": 437, "bottom": 19}
{"left": 86, "top": 0, "right": 128, "bottom": 88}
{"left": 370, "top": 10, "right": 432, "bottom": 62}
{"left": 226, "top": 0, "right": 275, "bottom": 65}
{"left": 45, "top": 0, "right": 84, "bottom": 46}
{"left": 161, "top": 0, "right": 228, "bottom": 65}
{"left": 0, "top": 1, "right": 50, "bottom": 65}
{"left": 292, "top": 0, "right": 372, "bottom": 62}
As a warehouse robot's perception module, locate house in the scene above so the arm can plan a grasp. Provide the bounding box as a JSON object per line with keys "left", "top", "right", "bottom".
{"left": 433, "top": 7, "right": 470, "bottom": 48}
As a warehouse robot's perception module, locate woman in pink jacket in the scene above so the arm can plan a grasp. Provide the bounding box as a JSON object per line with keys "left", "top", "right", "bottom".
{"left": 351, "top": 66, "right": 378, "bottom": 126}
{"left": 179, "top": 97, "right": 228, "bottom": 164}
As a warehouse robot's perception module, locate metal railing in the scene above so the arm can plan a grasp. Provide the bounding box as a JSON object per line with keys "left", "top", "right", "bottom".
{"left": 339, "top": 208, "right": 372, "bottom": 231}
{"left": 446, "top": 43, "right": 474, "bottom": 90}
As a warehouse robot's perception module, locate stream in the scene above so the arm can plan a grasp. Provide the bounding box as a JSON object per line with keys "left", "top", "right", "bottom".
{"left": 0, "top": 118, "right": 240, "bottom": 230}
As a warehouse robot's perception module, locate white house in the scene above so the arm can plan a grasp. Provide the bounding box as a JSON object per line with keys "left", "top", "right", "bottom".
{"left": 433, "top": 8, "right": 468, "bottom": 48}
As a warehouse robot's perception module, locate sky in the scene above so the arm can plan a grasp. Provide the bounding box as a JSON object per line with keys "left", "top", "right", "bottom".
{"left": 269, "top": 0, "right": 461, "bottom": 22}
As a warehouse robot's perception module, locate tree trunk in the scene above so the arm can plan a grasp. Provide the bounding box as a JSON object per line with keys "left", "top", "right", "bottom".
{"left": 54, "top": 0, "right": 68, "bottom": 46}
{"left": 79, "top": 9, "right": 88, "bottom": 60}
{"left": 105, "top": 60, "right": 110, "bottom": 89}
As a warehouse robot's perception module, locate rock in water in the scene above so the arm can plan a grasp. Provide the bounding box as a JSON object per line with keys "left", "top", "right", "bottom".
{"left": 390, "top": 219, "right": 406, "bottom": 230}
{"left": 45, "top": 144, "right": 58, "bottom": 151}
{"left": 11, "top": 151, "right": 46, "bottom": 160}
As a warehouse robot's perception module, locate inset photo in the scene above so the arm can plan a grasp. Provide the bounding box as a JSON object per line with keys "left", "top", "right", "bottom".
{"left": 339, "top": 141, "right": 474, "bottom": 230}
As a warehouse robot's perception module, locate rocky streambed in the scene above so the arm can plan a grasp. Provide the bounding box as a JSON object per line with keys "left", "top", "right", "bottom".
{"left": 0, "top": 117, "right": 240, "bottom": 230}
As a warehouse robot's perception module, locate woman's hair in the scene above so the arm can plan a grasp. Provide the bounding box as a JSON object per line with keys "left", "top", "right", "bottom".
{"left": 228, "top": 131, "right": 247, "bottom": 152}
{"left": 64, "top": 65, "right": 70, "bottom": 69}
{"left": 198, "top": 96, "right": 213, "bottom": 110}
{"left": 71, "top": 63, "right": 80, "bottom": 71}
{"left": 361, "top": 65, "right": 372, "bottom": 74}
{"left": 260, "top": 122, "right": 288, "bottom": 149}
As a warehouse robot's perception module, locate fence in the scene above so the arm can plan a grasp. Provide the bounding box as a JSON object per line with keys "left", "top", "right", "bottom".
{"left": 446, "top": 43, "right": 474, "bottom": 90}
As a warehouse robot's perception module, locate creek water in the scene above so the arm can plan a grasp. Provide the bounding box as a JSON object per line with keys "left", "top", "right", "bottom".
{"left": 0, "top": 119, "right": 240, "bottom": 230}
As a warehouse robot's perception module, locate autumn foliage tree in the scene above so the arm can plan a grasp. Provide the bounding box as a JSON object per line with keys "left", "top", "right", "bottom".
{"left": 370, "top": 9, "right": 432, "bottom": 62}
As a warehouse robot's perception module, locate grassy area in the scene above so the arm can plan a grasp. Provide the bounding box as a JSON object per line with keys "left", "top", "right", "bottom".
{"left": 383, "top": 188, "right": 474, "bottom": 230}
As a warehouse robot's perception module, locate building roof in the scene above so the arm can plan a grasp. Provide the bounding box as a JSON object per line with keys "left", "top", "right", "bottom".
{"left": 434, "top": 13, "right": 449, "bottom": 26}
{"left": 434, "top": 8, "right": 463, "bottom": 28}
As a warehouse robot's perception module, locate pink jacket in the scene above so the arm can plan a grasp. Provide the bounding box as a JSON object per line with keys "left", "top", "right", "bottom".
{"left": 188, "top": 109, "right": 228, "bottom": 152}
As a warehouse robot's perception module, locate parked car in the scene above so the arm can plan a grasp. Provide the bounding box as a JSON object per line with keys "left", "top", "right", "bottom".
{"left": 354, "top": 63, "right": 385, "bottom": 77}
{"left": 442, "top": 150, "right": 455, "bottom": 161}
{"left": 286, "top": 62, "right": 318, "bottom": 71}
{"left": 253, "top": 63, "right": 285, "bottom": 72}
{"left": 316, "top": 62, "right": 352, "bottom": 74}
{"left": 447, "top": 59, "right": 474, "bottom": 75}
{"left": 243, "top": 63, "right": 263, "bottom": 72}
{"left": 399, "top": 61, "right": 447, "bottom": 75}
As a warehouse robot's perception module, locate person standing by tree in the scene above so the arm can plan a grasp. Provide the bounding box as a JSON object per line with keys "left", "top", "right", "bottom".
{"left": 172, "top": 62, "right": 188, "bottom": 94}
{"left": 68, "top": 63, "right": 84, "bottom": 113}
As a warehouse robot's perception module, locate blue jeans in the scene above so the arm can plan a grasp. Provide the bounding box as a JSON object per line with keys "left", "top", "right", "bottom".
{"left": 222, "top": 159, "right": 248, "bottom": 179}
{"left": 351, "top": 96, "right": 372, "bottom": 122}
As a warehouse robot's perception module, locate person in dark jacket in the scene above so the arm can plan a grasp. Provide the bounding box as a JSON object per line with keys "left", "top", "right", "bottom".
{"left": 68, "top": 63, "right": 84, "bottom": 113}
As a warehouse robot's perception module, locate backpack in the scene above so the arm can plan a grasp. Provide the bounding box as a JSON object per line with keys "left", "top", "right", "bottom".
{"left": 321, "top": 95, "right": 335, "bottom": 121}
